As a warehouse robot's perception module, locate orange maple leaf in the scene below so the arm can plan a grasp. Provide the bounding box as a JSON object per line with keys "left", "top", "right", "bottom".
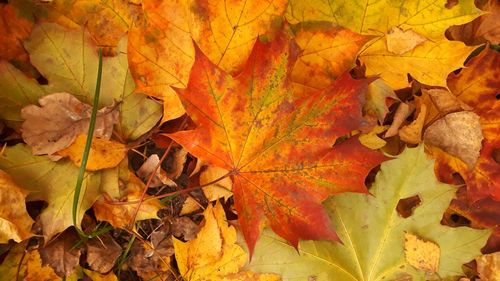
{"left": 432, "top": 48, "right": 500, "bottom": 201}
{"left": 168, "top": 32, "right": 387, "bottom": 254}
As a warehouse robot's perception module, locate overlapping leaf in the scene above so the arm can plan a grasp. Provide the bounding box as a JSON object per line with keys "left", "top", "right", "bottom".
{"left": 0, "top": 145, "right": 102, "bottom": 240}
{"left": 287, "top": 0, "right": 481, "bottom": 89}
{"left": 429, "top": 48, "right": 500, "bottom": 201}
{"left": 244, "top": 146, "right": 490, "bottom": 280}
{"left": 168, "top": 32, "right": 387, "bottom": 254}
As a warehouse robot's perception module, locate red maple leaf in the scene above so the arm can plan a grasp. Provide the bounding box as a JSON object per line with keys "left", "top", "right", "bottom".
{"left": 168, "top": 32, "right": 387, "bottom": 254}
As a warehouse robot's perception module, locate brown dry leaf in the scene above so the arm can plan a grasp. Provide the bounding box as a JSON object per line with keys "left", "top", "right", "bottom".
{"left": 426, "top": 88, "right": 472, "bottom": 114}
{"left": 424, "top": 111, "right": 483, "bottom": 168}
{"left": 86, "top": 234, "right": 122, "bottom": 273}
{"left": 93, "top": 162, "right": 163, "bottom": 228}
{"left": 166, "top": 148, "right": 188, "bottom": 180}
{"left": 128, "top": 238, "right": 173, "bottom": 281}
{"left": 200, "top": 166, "right": 233, "bottom": 202}
{"left": 385, "top": 102, "right": 415, "bottom": 138}
{"left": 476, "top": 252, "right": 500, "bottom": 281}
{"left": 57, "top": 134, "right": 127, "bottom": 171}
{"left": 136, "top": 154, "right": 176, "bottom": 188}
{"left": 386, "top": 27, "right": 427, "bottom": 55}
{"left": 174, "top": 202, "right": 280, "bottom": 281}
{"left": 399, "top": 104, "right": 427, "bottom": 144}
{"left": 21, "top": 92, "right": 119, "bottom": 157}
{"left": 39, "top": 230, "right": 82, "bottom": 277}
{"left": 0, "top": 169, "right": 34, "bottom": 243}
{"left": 83, "top": 269, "right": 118, "bottom": 281}
{"left": 171, "top": 217, "right": 200, "bottom": 241}
{"left": 404, "top": 232, "right": 440, "bottom": 273}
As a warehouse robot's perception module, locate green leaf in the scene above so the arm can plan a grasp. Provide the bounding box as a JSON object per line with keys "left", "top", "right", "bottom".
{"left": 244, "top": 146, "right": 490, "bottom": 281}
{"left": 0, "top": 23, "right": 161, "bottom": 140}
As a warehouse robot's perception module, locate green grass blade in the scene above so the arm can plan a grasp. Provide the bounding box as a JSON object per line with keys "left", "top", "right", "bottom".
{"left": 72, "top": 48, "right": 103, "bottom": 235}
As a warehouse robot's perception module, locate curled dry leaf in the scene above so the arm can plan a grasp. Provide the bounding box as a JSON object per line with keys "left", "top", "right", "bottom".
{"left": 0, "top": 169, "right": 34, "bottom": 243}
{"left": 21, "top": 92, "right": 119, "bottom": 157}
{"left": 170, "top": 217, "right": 200, "bottom": 241}
{"left": 86, "top": 234, "right": 122, "bottom": 273}
{"left": 385, "top": 102, "right": 415, "bottom": 138}
{"left": 57, "top": 134, "right": 127, "bottom": 171}
{"left": 404, "top": 232, "right": 440, "bottom": 273}
{"left": 476, "top": 252, "right": 500, "bottom": 281}
{"left": 424, "top": 111, "right": 483, "bottom": 168}
{"left": 399, "top": 103, "right": 427, "bottom": 144}
{"left": 174, "top": 202, "right": 280, "bottom": 281}
{"left": 39, "top": 230, "right": 82, "bottom": 277}
{"left": 386, "top": 27, "right": 427, "bottom": 55}
{"left": 136, "top": 154, "right": 176, "bottom": 188}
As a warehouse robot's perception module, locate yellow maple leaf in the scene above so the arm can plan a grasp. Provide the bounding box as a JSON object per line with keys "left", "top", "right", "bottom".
{"left": 174, "top": 202, "right": 281, "bottom": 281}
{"left": 0, "top": 170, "right": 34, "bottom": 243}
{"left": 359, "top": 38, "right": 476, "bottom": 89}
{"left": 57, "top": 134, "right": 127, "bottom": 171}
{"left": 189, "top": 0, "right": 288, "bottom": 74}
{"left": 287, "top": 0, "right": 481, "bottom": 89}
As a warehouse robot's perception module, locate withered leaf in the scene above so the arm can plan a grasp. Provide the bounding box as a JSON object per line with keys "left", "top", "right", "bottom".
{"left": 21, "top": 92, "right": 119, "bottom": 157}
{"left": 39, "top": 230, "right": 82, "bottom": 277}
{"left": 424, "top": 111, "right": 483, "bottom": 168}
{"left": 86, "top": 234, "right": 122, "bottom": 273}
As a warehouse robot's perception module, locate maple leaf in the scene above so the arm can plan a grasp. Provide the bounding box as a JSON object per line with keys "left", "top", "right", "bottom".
{"left": 168, "top": 33, "right": 387, "bottom": 254}
{"left": 0, "top": 169, "right": 34, "bottom": 243}
{"left": 245, "top": 146, "right": 490, "bottom": 280}
{"left": 287, "top": 0, "right": 482, "bottom": 89}
{"left": 428, "top": 48, "right": 500, "bottom": 201}
{"left": 290, "top": 22, "right": 372, "bottom": 94}
{"left": 128, "top": 0, "right": 193, "bottom": 121}
{"left": 174, "top": 201, "right": 280, "bottom": 281}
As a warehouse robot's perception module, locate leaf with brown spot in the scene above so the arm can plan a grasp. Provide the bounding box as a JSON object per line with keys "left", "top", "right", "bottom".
{"left": 168, "top": 32, "right": 388, "bottom": 254}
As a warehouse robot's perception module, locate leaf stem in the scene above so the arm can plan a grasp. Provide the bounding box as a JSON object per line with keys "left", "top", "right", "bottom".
{"left": 72, "top": 48, "right": 103, "bottom": 237}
